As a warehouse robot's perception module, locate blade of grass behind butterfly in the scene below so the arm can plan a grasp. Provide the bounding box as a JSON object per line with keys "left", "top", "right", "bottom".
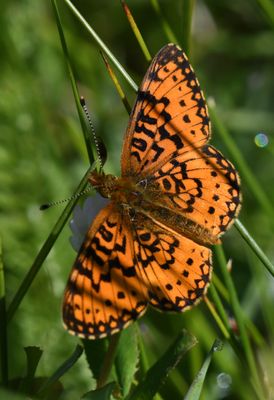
{"left": 64, "top": 0, "right": 138, "bottom": 92}
{"left": 150, "top": 0, "right": 179, "bottom": 44}
{"left": 208, "top": 102, "right": 274, "bottom": 219}
{"left": 235, "top": 219, "right": 274, "bottom": 277}
{"left": 121, "top": 1, "right": 151, "bottom": 62}
{"left": 100, "top": 52, "right": 132, "bottom": 115}
{"left": 214, "top": 244, "right": 265, "bottom": 400}
{"left": 246, "top": 247, "right": 274, "bottom": 340}
{"left": 255, "top": 0, "right": 274, "bottom": 29}
{"left": 204, "top": 295, "right": 247, "bottom": 363}
{"left": 211, "top": 276, "right": 265, "bottom": 347}
{"left": 50, "top": 0, "right": 95, "bottom": 165}
{"left": 7, "top": 165, "right": 94, "bottom": 322}
{"left": 180, "top": 0, "right": 195, "bottom": 56}
{"left": 204, "top": 296, "right": 230, "bottom": 340}
{"left": 0, "top": 238, "right": 8, "bottom": 386}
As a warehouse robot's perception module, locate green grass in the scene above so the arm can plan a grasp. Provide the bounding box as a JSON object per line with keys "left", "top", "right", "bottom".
{"left": 1, "top": 1, "right": 274, "bottom": 399}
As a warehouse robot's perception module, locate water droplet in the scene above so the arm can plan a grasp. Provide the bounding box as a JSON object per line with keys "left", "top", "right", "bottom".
{"left": 217, "top": 372, "right": 232, "bottom": 390}
{"left": 254, "top": 133, "right": 269, "bottom": 148}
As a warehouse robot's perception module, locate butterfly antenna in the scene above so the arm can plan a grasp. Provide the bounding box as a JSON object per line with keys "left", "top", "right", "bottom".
{"left": 40, "top": 185, "right": 92, "bottom": 210}
{"left": 80, "top": 96, "right": 104, "bottom": 170}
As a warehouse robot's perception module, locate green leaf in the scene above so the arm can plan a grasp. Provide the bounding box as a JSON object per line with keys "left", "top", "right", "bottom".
{"left": 83, "top": 338, "right": 109, "bottom": 380}
{"left": 127, "top": 329, "right": 197, "bottom": 400}
{"left": 82, "top": 382, "right": 116, "bottom": 400}
{"left": 115, "top": 324, "right": 139, "bottom": 396}
{"left": 184, "top": 339, "right": 223, "bottom": 400}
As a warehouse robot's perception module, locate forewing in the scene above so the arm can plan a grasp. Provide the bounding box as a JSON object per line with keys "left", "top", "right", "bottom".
{"left": 121, "top": 43, "right": 210, "bottom": 176}
{"left": 63, "top": 203, "right": 147, "bottom": 339}
{"left": 132, "top": 212, "right": 212, "bottom": 311}
{"left": 150, "top": 144, "right": 241, "bottom": 238}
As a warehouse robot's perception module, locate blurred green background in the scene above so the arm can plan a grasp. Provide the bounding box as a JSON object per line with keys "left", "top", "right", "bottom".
{"left": 1, "top": 1, "right": 274, "bottom": 399}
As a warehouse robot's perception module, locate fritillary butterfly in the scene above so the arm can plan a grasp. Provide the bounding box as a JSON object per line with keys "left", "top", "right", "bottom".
{"left": 63, "top": 44, "right": 241, "bottom": 339}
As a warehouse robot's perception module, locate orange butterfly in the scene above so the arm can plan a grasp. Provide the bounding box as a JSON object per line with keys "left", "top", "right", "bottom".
{"left": 63, "top": 44, "right": 241, "bottom": 339}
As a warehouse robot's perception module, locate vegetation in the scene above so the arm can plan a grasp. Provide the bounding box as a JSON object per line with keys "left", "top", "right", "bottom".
{"left": 1, "top": 1, "right": 274, "bottom": 399}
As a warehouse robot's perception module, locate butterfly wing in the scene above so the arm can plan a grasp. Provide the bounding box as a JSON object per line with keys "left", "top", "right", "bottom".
{"left": 121, "top": 43, "right": 210, "bottom": 176}
{"left": 131, "top": 211, "right": 212, "bottom": 311}
{"left": 120, "top": 43, "right": 240, "bottom": 239}
{"left": 149, "top": 144, "right": 241, "bottom": 238}
{"left": 63, "top": 203, "right": 147, "bottom": 339}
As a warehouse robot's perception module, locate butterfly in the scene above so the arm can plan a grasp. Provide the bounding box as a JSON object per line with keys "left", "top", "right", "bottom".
{"left": 63, "top": 44, "right": 241, "bottom": 339}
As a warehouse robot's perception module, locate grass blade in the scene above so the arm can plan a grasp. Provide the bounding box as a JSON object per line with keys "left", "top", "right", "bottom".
{"left": 127, "top": 330, "right": 197, "bottom": 400}
{"left": 215, "top": 245, "right": 265, "bottom": 400}
{"left": 181, "top": 0, "right": 195, "bottom": 56}
{"left": 204, "top": 297, "right": 230, "bottom": 340}
{"left": 150, "top": 0, "right": 179, "bottom": 44}
{"left": 100, "top": 52, "right": 132, "bottom": 114}
{"left": 184, "top": 339, "right": 223, "bottom": 400}
{"left": 208, "top": 284, "right": 230, "bottom": 333}
{"left": 64, "top": 0, "right": 138, "bottom": 91}
{"left": 235, "top": 219, "right": 274, "bottom": 277}
{"left": 7, "top": 165, "right": 94, "bottom": 322}
{"left": 51, "top": 0, "right": 94, "bottom": 164}
{"left": 121, "top": 1, "right": 151, "bottom": 61}
{"left": 256, "top": 0, "right": 274, "bottom": 28}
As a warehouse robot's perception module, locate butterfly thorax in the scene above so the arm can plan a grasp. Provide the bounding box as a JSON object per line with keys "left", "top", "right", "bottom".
{"left": 89, "top": 170, "right": 145, "bottom": 204}
{"left": 89, "top": 170, "right": 220, "bottom": 246}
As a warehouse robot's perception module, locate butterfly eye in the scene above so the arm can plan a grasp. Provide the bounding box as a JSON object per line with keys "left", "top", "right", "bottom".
{"left": 137, "top": 179, "right": 148, "bottom": 190}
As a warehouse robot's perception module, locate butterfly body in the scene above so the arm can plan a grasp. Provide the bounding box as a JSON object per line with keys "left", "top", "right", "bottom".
{"left": 63, "top": 44, "right": 241, "bottom": 339}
